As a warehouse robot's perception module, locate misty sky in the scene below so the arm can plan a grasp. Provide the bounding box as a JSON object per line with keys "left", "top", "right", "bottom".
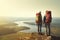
{"left": 0, "top": 0, "right": 60, "bottom": 17}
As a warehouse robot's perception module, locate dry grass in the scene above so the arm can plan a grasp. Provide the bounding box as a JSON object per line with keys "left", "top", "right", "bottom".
{"left": 0, "top": 32, "right": 51, "bottom": 40}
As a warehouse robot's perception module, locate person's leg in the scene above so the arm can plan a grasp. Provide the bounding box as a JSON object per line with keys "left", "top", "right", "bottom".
{"left": 45, "top": 23, "right": 47, "bottom": 35}
{"left": 40, "top": 24, "right": 42, "bottom": 33}
{"left": 37, "top": 24, "right": 40, "bottom": 33}
{"left": 48, "top": 23, "right": 50, "bottom": 36}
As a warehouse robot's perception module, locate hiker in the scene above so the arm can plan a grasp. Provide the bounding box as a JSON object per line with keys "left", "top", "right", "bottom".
{"left": 43, "top": 10, "right": 52, "bottom": 36}
{"left": 36, "top": 11, "right": 42, "bottom": 34}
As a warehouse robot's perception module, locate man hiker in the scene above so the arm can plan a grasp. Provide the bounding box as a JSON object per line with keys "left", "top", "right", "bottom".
{"left": 36, "top": 11, "right": 42, "bottom": 34}
{"left": 43, "top": 10, "right": 52, "bottom": 36}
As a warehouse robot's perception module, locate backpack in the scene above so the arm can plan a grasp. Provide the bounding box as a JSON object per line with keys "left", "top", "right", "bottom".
{"left": 36, "top": 12, "right": 42, "bottom": 24}
{"left": 45, "top": 11, "right": 52, "bottom": 23}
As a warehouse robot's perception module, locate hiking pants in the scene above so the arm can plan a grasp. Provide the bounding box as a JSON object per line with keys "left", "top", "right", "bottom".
{"left": 37, "top": 24, "right": 42, "bottom": 33}
{"left": 45, "top": 23, "right": 51, "bottom": 35}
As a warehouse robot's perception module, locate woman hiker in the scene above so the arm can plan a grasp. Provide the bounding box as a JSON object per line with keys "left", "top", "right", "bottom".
{"left": 36, "top": 11, "right": 42, "bottom": 34}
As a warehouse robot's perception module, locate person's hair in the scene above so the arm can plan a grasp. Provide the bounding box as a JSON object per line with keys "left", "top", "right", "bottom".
{"left": 39, "top": 11, "right": 41, "bottom": 15}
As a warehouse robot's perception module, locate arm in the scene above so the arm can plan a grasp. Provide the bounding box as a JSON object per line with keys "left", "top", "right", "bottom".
{"left": 43, "top": 16, "right": 46, "bottom": 23}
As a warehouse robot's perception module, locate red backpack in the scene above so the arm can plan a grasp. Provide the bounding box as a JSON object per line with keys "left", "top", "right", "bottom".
{"left": 45, "top": 11, "right": 52, "bottom": 23}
